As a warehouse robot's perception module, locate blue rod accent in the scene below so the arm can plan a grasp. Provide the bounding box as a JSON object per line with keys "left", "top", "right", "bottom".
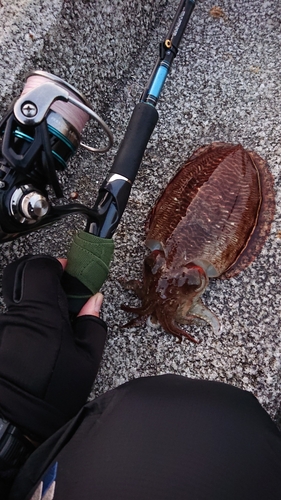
{"left": 148, "top": 64, "right": 169, "bottom": 100}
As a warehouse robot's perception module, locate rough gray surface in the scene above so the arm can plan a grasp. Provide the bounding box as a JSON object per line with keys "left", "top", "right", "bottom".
{"left": 0, "top": 0, "right": 280, "bottom": 422}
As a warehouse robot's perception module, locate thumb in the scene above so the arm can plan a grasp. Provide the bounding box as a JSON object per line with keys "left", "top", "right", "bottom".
{"left": 77, "top": 293, "right": 104, "bottom": 318}
{"left": 57, "top": 258, "right": 67, "bottom": 270}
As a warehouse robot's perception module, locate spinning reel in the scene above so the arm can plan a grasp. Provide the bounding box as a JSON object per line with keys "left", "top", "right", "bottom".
{"left": 0, "top": 70, "right": 113, "bottom": 243}
{"left": 0, "top": 0, "right": 195, "bottom": 245}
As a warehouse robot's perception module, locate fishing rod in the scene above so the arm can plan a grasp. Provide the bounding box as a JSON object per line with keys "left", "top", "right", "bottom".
{"left": 0, "top": 0, "right": 196, "bottom": 310}
{"left": 87, "top": 0, "right": 196, "bottom": 238}
{"left": 64, "top": 0, "right": 196, "bottom": 310}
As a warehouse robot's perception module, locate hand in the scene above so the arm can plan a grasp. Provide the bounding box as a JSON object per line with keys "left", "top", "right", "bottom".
{"left": 58, "top": 258, "right": 103, "bottom": 318}
{"left": 0, "top": 255, "right": 107, "bottom": 443}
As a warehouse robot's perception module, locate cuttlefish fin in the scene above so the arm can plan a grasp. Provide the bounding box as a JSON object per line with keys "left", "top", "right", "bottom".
{"left": 188, "top": 299, "right": 221, "bottom": 334}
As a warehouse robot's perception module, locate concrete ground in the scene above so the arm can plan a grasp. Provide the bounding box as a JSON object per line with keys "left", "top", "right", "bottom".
{"left": 0, "top": 0, "right": 281, "bottom": 423}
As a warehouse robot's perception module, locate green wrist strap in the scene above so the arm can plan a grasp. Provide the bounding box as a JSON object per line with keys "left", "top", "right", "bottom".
{"left": 66, "top": 231, "right": 114, "bottom": 295}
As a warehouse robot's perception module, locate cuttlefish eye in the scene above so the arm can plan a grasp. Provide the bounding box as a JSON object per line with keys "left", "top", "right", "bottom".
{"left": 144, "top": 250, "right": 165, "bottom": 275}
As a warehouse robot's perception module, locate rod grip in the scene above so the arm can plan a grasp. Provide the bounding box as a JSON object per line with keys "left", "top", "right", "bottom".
{"left": 110, "top": 101, "right": 158, "bottom": 181}
{"left": 62, "top": 231, "right": 114, "bottom": 313}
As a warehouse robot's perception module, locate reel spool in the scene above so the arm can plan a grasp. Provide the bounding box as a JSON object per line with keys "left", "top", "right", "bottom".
{"left": 0, "top": 71, "right": 113, "bottom": 241}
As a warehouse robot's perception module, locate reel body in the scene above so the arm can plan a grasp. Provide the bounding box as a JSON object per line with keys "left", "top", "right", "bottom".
{"left": 0, "top": 71, "right": 113, "bottom": 243}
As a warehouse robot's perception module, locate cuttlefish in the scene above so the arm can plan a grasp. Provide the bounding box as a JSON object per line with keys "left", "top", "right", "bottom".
{"left": 122, "top": 142, "right": 275, "bottom": 342}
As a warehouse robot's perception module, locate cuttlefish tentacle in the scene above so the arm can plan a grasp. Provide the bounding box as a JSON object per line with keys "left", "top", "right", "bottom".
{"left": 121, "top": 299, "right": 155, "bottom": 329}
{"left": 119, "top": 278, "right": 145, "bottom": 299}
{"left": 155, "top": 307, "right": 199, "bottom": 344}
{"left": 121, "top": 314, "right": 149, "bottom": 329}
{"left": 121, "top": 303, "right": 152, "bottom": 316}
{"left": 188, "top": 299, "right": 221, "bottom": 334}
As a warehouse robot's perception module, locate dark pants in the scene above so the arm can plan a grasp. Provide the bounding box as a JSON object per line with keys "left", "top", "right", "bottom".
{"left": 11, "top": 374, "right": 281, "bottom": 499}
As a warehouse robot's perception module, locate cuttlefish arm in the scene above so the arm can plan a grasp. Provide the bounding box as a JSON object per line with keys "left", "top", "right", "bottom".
{"left": 187, "top": 299, "right": 221, "bottom": 334}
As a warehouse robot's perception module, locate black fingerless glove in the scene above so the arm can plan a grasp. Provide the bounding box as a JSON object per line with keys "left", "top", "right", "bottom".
{"left": 0, "top": 255, "right": 107, "bottom": 442}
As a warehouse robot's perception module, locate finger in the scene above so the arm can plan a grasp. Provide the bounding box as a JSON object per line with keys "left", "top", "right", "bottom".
{"left": 57, "top": 258, "right": 68, "bottom": 270}
{"left": 77, "top": 293, "right": 104, "bottom": 318}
